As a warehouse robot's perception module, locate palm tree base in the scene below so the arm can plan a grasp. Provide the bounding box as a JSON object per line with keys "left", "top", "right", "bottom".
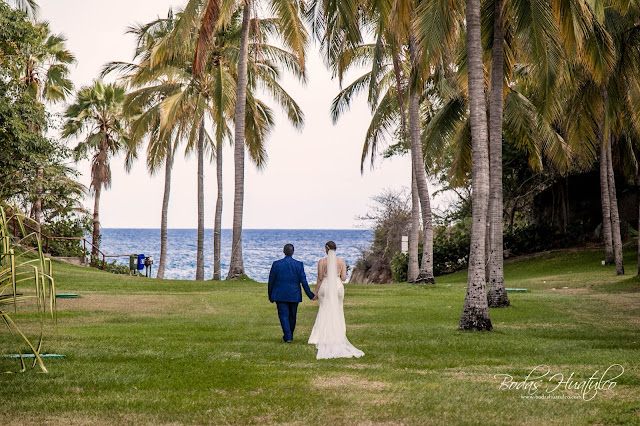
{"left": 412, "top": 273, "right": 436, "bottom": 285}
{"left": 487, "top": 288, "right": 510, "bottom": 308}
{"left": 458, "top": 306, "right": 493, "bottom": 331}
{"left": 226, "top": 269, "right": 245, "bottom": 280}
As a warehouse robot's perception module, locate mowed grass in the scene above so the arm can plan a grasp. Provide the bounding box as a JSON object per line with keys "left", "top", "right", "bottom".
{"left": 1, "top": 248, "right": 639, "bottom": 425}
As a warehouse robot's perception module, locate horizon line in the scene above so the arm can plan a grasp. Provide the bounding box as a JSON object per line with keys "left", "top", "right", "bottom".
{"left": 100, "top": 227, "right": 370, "bottom": 231}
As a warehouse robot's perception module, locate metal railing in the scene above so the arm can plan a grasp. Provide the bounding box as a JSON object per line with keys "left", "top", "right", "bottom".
{"left": 9, "top": 216, "right": 131, "bottom": 270}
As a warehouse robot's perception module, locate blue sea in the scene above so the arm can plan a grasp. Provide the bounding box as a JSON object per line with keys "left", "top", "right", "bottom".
{"left": 98, "top": 229, "right": 373, "bottom": 282}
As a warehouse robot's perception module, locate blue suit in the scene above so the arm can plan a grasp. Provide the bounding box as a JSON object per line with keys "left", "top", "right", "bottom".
{"left": 268, "top": 255, "right": 314, "bottom": 342}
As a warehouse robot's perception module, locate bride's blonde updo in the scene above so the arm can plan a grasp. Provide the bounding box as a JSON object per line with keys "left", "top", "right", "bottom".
{"left": 325, "top": 241, "right": 337, "bottom": 251}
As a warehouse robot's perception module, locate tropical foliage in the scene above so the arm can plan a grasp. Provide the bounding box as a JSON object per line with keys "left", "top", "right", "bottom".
{"left": 62, "top": 81, "right": 128, "bottom": 257}
{"left": 0, "top": 206, "right": 56, "bottom": 373}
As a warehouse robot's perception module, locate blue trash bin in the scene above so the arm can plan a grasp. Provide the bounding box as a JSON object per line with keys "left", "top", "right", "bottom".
{"left": 137, "top": 254, "right": 145, "bottom": 271}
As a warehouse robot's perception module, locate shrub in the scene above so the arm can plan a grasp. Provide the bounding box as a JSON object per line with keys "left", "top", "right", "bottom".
{"left": 503, "top": 223, "right": 555, "bottom": 255}
{"left": 433, "top": 220, "right": 471, "bottom": 275}
{"left": 42, "top": 214, "right": 91, "bottom": 257}
{"left": 391, "top": 252, "right": 409, "bottom": 282}
{"left": 89, "top": 257, "right": 131, "bottom": 275}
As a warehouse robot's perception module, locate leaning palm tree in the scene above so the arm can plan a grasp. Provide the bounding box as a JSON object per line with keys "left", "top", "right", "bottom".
{"left": 310, "top": 0, "right": 437, "bottom": 284}
{"left": 103, "top": 12, "right": 185, "bottom": 279}
{"left": 62, "top": 81, "right": 128, "bottom": 257}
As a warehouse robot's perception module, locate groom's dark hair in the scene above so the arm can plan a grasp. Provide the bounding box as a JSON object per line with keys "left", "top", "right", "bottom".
{"left": 283, "top": 244, "right": 294, "bottom": 256}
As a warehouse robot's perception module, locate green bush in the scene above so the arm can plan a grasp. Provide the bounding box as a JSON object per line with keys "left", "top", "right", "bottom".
{"left": 391, "top": 252, "right": 409, "bottom": 282}
{"left": 503, "top": 223, "right": 554, "bottom": 255}
{"left": 433, "top": 220, "right": 471, "bottom": 275}
{"left": 42, "top": 215, "right": 91, "bottom": 257}
{"left": 391, "top": 221, "right": 473, "bottom": 282}
{"left": 90, "top": 256, "right": 131, "bottom": 275}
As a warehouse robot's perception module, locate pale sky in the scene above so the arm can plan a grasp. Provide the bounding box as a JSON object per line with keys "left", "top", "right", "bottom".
{"left": 38, "top": 0, "right": 440, "bottom": 229}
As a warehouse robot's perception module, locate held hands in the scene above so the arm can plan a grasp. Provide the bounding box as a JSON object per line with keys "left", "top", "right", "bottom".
{"left": 312, "top": 294, "right": 318, "bottom": 301}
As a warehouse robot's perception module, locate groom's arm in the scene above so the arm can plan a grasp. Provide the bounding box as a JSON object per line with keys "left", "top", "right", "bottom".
{"left": 299, "top": 263, "right": 315, "bottom": 300}
{"left": 267, "top": 263, "right": 277, "bottom": 302}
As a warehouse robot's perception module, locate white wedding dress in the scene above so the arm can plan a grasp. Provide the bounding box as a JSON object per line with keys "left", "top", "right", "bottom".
{"left": 308, "top": 250, "right": 364, "bottom": 359}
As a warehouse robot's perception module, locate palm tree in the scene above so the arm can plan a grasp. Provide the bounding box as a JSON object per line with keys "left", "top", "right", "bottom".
{"left": 313, "top": 0, "right": 437, "bottom": 284}
{"left": 154, "top": 7, "right": 305, "bottom": 280}
{"left": 226, "top": 0, "right": 308, "bottom": 280}
{"left": 458, "top": 0, "right": 492, "bottom": 331}
{"left": 408, "top": 35, "right": 435, "bottom": 284}
{"left": 22, "top": 22, "right": 75, "bottom": 232}
{"left": 3, "top": 0, "right": 37, "bottom": 18}
{"left": 150, "top": 0, "right": 307, "bottom": 280}
{"left": 485, "top": 0, "right": 508, "bottom": 307}
{"left": 561, "top": 2, "right": 640, "bottom": 276}
{"left": 102, "top": 12, "right": 184, "bottom": 279}
{"left": 228, "top": 3, "right": 252, "bottom": 280}
{"left": 62, "top": 81, "right": 128, "bottom": 257}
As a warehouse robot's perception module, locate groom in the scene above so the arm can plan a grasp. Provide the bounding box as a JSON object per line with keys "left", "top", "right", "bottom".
{"left": 268, "top": 244, "right": 315, "bottom": 343}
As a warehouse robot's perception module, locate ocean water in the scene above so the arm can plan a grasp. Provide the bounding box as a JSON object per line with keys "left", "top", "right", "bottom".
{"left": 98, "top": 229, "right": 373, "bottom": 282}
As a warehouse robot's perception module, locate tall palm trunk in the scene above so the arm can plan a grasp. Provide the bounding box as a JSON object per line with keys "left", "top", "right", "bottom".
{"left": 606, "top": 138, "right": 624, "bottom": 275}
{"left": 91, "top": 184, "right": 101, "bottom": 258}
{"left": 33, "top": 167, "right": 43, "bottom": 234}
{"left": 196, "top": 119, "right": 205, "bottom": 281}
{"left": 213, "top": 137, "right": 223, "bottom": 280}
{"left": 227, "top": 3, "right": 251, "bottom": 280}
{"left": 157, "top": 148, "right": 173, "bottom": 279}
{"left": 487, "top": 0, "right": 509, "bottom": 307}
{"left": 599, "top": 90, "right": 614, "bottom": 265}
{"left": 459, "top": 0, "right": 492, "bottom": 331}
{"left": 391, "top": 48, "right": 419, "bottom": 282}
{"left": 408, "top": 168, "right": 420, "bottom": 282}
{"left": 408, "top": 37, "right": 435, "bottom": 284}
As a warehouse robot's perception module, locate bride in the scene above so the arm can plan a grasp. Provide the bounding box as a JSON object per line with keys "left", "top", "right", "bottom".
{"left": 308, "top": 241, "right": 364, "bottom": 359}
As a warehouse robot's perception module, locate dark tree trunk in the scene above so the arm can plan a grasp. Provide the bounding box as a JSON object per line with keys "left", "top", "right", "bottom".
{"left": 508, "top": 204, "right": 515, "bottom": 232}
{"left": 600, "top": 89, "right": 614, "bottom": 265}
{"left": 33, "top": 167, "right": 43, "bottom": 234}
{"left": 606, "top": 138, "right": 624, "bottom": 275}
{"left": 636, "top": 175, "right": 640, "bottom": 276}
{"left": 91, "top": 184, "right": 101, "bottom": 257}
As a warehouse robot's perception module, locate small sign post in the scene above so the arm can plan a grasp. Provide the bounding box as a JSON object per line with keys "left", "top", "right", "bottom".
{"left": 401, "top": 236, "right": 408, "bottom": 254}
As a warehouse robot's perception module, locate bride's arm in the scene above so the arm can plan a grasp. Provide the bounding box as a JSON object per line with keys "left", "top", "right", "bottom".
{"left": 340, "top": 259, "right": 347, "bottom": 281}
{"left": 315, "top": 260, "right": 323, "bottom": 295}
{"left": 313, "top": 259, "right": 323, "bottom": 300}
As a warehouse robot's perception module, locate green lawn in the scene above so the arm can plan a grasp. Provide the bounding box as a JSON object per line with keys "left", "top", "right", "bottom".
{"left": 1, "top": 248, "right": 639, "bottom": 425}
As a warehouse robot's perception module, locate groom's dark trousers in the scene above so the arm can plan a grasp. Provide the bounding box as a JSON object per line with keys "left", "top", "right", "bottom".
{"left": 268, "top": 255, "right": 314, "bottom": 342}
